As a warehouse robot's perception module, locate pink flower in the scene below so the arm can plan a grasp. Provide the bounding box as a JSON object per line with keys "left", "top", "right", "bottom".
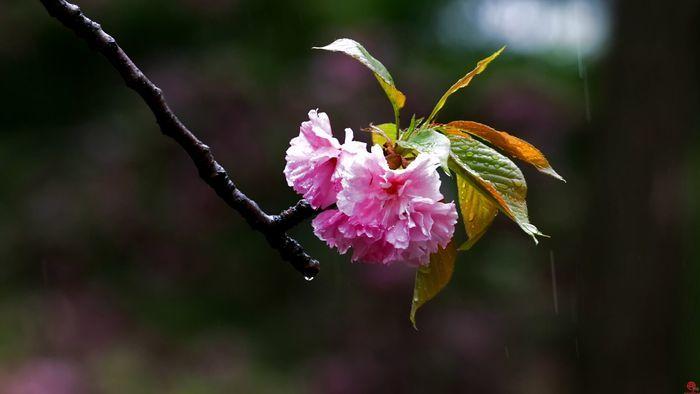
{"left": 284, "top": 110, "right": 365, "bottom": 209}
{"left": 313, "top": 146, "right": 458, "bottom": 266}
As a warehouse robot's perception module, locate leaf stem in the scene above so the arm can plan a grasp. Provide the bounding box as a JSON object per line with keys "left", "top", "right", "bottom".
{"left": 393, "top": 107, "right": 401, "bottom": 139}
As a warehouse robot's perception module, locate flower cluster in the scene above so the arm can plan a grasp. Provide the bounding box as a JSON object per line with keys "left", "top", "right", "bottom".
{"left": 280, "top": 39, "right": 562, "bottom": 323}
{"left": 284, "top": 110, "right": 457, "bottom": 266}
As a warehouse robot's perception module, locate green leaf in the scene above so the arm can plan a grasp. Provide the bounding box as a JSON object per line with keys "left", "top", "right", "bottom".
{"left": 371, "top": 123, "right": 397, "bottom": 147}
{"left": 410, "top": 242, "right": 457, "bottom": 329}
{"left": 445, "top": 129, "right": 545, "bottom": 243}
{"left": 426, "top": 47, "right": 505, "bottom": 124}
{"left": 396, "top": 128, "right": 451, "bottom": 172}
{"left": 448, "top": 121, "right": 565, "bottom": 182}
{"left": 400, "top": 115, "right": 424, "bottom": 142}
{"left": 407, "top": 114, "right": 417, "bottom": 132}
{"left": 314, "top": 38, "right": 406, "bottom": 127}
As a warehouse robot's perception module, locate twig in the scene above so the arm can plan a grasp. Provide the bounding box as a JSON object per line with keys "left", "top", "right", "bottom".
{"left": 38, "top": 0, "right": 321, "bottom": 278}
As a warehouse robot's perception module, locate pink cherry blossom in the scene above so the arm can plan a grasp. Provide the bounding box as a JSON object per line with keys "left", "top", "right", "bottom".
{"left": 284, "top": 110, "right": 366, "bottom": 209}
{"left": 313, "top": 145, "right": 457, "bottom": 266}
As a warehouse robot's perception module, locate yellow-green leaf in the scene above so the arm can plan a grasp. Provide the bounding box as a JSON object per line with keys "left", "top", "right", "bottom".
{"left": 376, "top": 74, "right": 406, "bottom": 111}
{"left": 456, "top": 174, "right": 498, "bottom": 251}
{"left": 371, "top": 123, "right": 397, "bottom": 146}
{"left": 448, "top": 121, "right": 565, "bottom": 182}
{"left": 314, "top": 38, "right": 406, "bottom": 125}
{"left": 410, "top": 242, "right": 457, "bottom": 329}
{"left": 426, "top": 47, "right": 505, "bottom": 123}
{"left": 396, "top": 128, "right": 451, "bottom": 172}
{"left": 446, "top": 129, "right": 545, "bottom": 243}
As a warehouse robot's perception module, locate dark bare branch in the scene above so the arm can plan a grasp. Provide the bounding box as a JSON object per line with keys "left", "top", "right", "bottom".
{"left": 38, "top": 0, "right": 321, "bottom": 278}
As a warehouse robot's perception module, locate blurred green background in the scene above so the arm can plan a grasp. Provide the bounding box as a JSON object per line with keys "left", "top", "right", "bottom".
{"left": 0, "top": 0, "right": 698, "bottom": 393}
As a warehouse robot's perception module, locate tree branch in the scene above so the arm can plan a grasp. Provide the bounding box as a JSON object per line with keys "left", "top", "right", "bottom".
{"left": 38, "top": 0, "right": 321, "bottom": 278}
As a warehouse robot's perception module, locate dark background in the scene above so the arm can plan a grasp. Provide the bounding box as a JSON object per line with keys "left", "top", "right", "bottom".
{"left": 0, "top": 0, "right": 698, "bottom": 393}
